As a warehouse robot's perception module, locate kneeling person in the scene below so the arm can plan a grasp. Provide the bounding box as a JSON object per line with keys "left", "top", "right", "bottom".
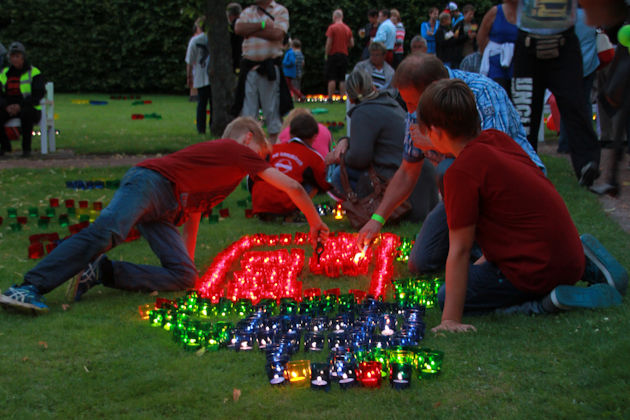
{"left": 416, "top": 80, "right": 624, "bottom": 333}
{"left": 0, "top": 117, "right": 329, "bottom": 314}
{"left": 252, "top": 113, "right": 331, "bottom": 220}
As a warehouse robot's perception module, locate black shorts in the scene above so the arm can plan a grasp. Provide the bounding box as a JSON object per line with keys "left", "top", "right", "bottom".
{"left": 326, "top": 53, "right": 348, "bottom": 82}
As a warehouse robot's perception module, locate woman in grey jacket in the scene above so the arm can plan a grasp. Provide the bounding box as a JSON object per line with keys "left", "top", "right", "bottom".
{"left": 326, "top": 69, "right": 438, "bottom": 222}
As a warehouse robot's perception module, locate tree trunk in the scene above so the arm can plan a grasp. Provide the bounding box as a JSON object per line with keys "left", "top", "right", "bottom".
{"left": 207, "top": 0, "right": 235, "bottom": 136}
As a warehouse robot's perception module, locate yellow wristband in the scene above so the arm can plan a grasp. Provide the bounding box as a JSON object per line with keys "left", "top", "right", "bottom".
{"left": 371, "top": 213, "right": 386, "bottom": 225}
{"left": 261, "top": 20, "right": 266, "bottom": 30}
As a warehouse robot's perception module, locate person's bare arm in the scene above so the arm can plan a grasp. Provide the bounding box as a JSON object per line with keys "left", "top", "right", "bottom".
{"left": 325, "top": 36, "right": 333, "bottom": 56}
{"left": 235, "top": 19, "right": 285, "bottom": 41}
{"left": 258, "top": 168, "right": 329, "bottom": 245}
{"left": 181, "top": 212, "right": 202, "bottom": 261}
{"left": 349, "top": 35, "right": 355, "bottom": 48}
{"left": 357, "top": 159, "right": 423, "bottom": 247}
{"left": 476, "top": 6, "right": 497, "bottom": 54}
{"left": 431, "top": 225, "right": 477, "bottom": 333}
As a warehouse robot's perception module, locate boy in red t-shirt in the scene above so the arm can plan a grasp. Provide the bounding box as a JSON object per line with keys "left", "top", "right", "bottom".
{"left": 252, "top": 113, "right": 331, "bottom": 220}
{"left": 0, "top": 117, "right": 330, "bottom": 314}
{"left": 413, "top": 79, "right": 626, "bottom": 333}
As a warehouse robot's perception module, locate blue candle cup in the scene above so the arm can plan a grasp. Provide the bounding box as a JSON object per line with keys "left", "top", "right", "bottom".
{"left": 309, "top": 316, "right": 330, "bottom": 333}
{"left": 266, "top": 361, "right": 287, "bottom": 386}
{"left": 310, "top": 362, "right": 331, "bottom": 391}
{"left": 304, "top": 331, "right": 325, "bottom": 352}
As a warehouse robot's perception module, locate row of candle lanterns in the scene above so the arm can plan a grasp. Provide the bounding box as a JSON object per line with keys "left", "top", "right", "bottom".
{"left": 65, "top": 179, "right": 120, "bottom": 190}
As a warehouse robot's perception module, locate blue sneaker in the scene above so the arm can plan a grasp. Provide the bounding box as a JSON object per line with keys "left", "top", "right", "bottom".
{"left": 0, "top": 284, "right": 49, "bottom": 314}
{"left": 549, "top": 283, "right": 622, "bottom": 310}
{"left": 581, "top": 234, "right": 628, "bottom": 295}
{"left": 66, "top": 254, "right": 105, "bottom": 302}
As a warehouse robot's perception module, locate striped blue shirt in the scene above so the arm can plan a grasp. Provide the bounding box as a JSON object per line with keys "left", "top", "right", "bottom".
{"left": 403, "top": 68, "right": 546, "bottom": 174}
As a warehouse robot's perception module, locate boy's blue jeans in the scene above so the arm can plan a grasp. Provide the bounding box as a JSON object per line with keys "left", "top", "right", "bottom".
{"left": 24, "top": 167, "right": 197, "bottom": 294}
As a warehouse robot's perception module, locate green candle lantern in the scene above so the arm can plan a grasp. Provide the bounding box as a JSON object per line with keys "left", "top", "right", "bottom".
{"left": 148, "top": 309, "right": 166, "bottom": 327}
{"left": 418, "top": 348, "right": 444, "bottom": 378}
{"left": 28, "top": 207, "right": 39, "bottom": 217}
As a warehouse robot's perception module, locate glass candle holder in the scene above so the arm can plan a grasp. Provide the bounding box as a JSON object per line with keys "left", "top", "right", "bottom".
{"left": 138, "top": 303, "right": 153, "bottom": 320}
{"left": 310, "top": 362, "right": 331, "bottom": 391}
{"left": 279, "top": 298, "right": 299, "bottom": 315}
{"left": 303, "top": 331, "right": 325, "bottom": 352}
{"left": 45, "top": 207, "right": 55, "bottom": 217}
{"left": 327, "top": 330, "right": 348, "bottom": 351}
{"left": 357, "top": 361, "right": 382, "bottom": 388}
{"left": 379, "top": 313, "right": 397, "bottom": 336}
{"left": 372, "top": 335, "right": 391, "bottom": 350}
{"left": 419, "top": 349, "right": 444, "bottom": 378}
{"left": 234, "top": 331, "right": 254, "bottom": 351}
{"left": 17, "top": 216, "right": 27, "bottom": 225}
{"left": 148, "top": 309, "right": 165, "bottom": 327}
{"left": 329, "top": 348, "right": 355, "bottom": 381}
{"left": 7, "top": 208, "right": 17, "bottom": 218}
{"left": 257, "top": 330, "right": 276, "bottom": 351}
{"left": 266, "top": 361, "right": 287, "bottom": 385}
{"left": 309, "top": 316, "right": 330, "bottom": 333}
{"left": 28, "top": 207, "right": 39, "bottom": 217}
{"left": 285, "top": 360, "right": 311, "bottom": 387}
{"left": 49, "top": 198, "right": 59, "bottom": 208}
{"left": 390, "top": 362, "right": 413, "bottom": 390}
{"left": 388, "top": 348, "right": 414, "bottom": 365}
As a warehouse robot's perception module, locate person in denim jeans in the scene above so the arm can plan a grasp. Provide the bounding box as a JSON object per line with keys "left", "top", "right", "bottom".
{"left": 0, "top": 117, "right": 329, "bottom": 314}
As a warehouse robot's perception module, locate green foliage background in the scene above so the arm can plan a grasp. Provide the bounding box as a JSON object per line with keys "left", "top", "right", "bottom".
{"left": 0, "top": 0, "right": 495, "bottom": 93}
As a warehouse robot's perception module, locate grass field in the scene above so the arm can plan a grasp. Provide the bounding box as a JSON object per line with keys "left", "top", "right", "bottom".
{"left": 1, "top": 96, "right": 629, "bottom": 418}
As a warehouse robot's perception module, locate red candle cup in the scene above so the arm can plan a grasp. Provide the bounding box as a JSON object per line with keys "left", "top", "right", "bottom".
{"left": 219, "top": 208, "right": 230, "bottom": 218}
{"left": 49, "top": 198, "right": 59, "bottom": 207}
{"left": 28, "top": 242, "right": 45, "bottom": 259}
{"left": 357, "top": 361, "right": 382, "bottom": 388}
{"left": 65, "top": 199, "right": 75, "bottom": 208}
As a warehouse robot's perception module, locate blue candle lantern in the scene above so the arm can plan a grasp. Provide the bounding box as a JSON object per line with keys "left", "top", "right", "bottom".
{"left": 331, "top": 314, "right": 351, "bottom": 333}
{"left": 329, "top": 348, "right": 355, "bottom": 381}
{"left": 404, "top": 307, "right": 426, "bottom": 323}
{"left": 347, "top": 327, "right": 371, "bottom": 352}
{"left": 378, "top": 313, "right": 397, "bottom": 336}
{"left": 148, "top": 309, "right": 165, "bottom": 327}
{"left": 266, "top": 361, "right": 287, "bottom": 385}
{"left": 402, "top": 320, "right": 425, "bottom": 341}
{"left": 309, "top": 316, "right": 330, "bottom": 332}
{"left": 328, "top": 330, "right": 349, "bottom": 350}
{"left": 390, "top": 362, "right": 413, "bottom": 390}
{"left": 278, "top": 330, "right": 301, "bottom": 354}
{"left": 257, "top": 329, "right": 276, "bottom": 351}
{"left": 263, "top": 316, "right": 282, "bottom": 334}
{"left": 278, "top": 315, "right": 301, "bottom": 334}
{"left": 391, "top": 331, "right": 419, "bottom": 347}
{"left": 233, "top": 331, "right": 255, "bottom": 351}
{"left": 310, "top": 362, "right": 331, "bottom": 391}
{"left": 372, "top": 335, "right": 391, "bottom": 350}
{"left": 303, "top": 331, "right": 325, "bottom": 352}
{"left": 357, "top": 311, "right": 379, "bottom": 334}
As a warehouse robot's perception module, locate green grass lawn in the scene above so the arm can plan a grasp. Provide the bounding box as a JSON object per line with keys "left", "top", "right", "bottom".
{"left": 1, "top": 100, "right": 629, "bottom": 418}
{"left": 27, "top": 94, "right": 349, "bottom": 155}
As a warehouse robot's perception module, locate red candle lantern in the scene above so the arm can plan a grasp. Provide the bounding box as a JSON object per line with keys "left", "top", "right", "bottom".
{"left": 28, "top": 242, "right": 45, "bottom": 259}
{"left": 357, "top": 361, "right": 382, "bottom": 388}
{"left": 49, "top": 198, "right": 59, "bottom": 207}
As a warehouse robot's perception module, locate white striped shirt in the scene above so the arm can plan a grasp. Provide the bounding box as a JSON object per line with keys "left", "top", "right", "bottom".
{"left": 239, "top": 1, "right": 289, "bottom": 61}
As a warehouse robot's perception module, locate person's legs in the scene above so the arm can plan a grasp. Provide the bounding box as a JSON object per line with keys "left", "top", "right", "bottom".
{"left": 409, "top": 201, "right": 449, "bottom": 274}
{"left": 241, "top": 70, "right": 262, "bottom": 119}
{"left": 22, "top": 167, "right": 178, "bottom": 294}
{"left": 549, "top": 34, "right": 601, "bottom": 183}
{"left": 196, "top": 85, "right": 211, "bottom": 134}
{"left": 0, "top": 108, "right": 12, "bottom": 154}
{"left": 512, "top": 31, "right": 546, "bottom": 152}
{"left": 108, "top": 220, "right": 197, "bottom": 292}
{"left": 330, "top": 165, "right": 365, "bottom": 194}
{"left": 19, "top": 105, "right": 40, "bottom": 156}
{"left": 259, "top": 67, "right": 282, "bottom": 142}
{"left": 437, "top": 261, "right": 540, "bottom": 313}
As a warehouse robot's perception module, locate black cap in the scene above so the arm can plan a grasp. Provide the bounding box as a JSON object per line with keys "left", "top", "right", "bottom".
{"left": 8, "top": 42, "right": 26, "bottom": 55}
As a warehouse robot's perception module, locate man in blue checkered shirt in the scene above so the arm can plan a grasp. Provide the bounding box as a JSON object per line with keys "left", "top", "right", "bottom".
{"left": 358, "top": 53, "right": 545, "bottom": 274}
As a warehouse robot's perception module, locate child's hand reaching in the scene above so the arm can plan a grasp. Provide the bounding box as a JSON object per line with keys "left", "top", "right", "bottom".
{"left": 431, "top": 319, "right": 477, "bottom": 333}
